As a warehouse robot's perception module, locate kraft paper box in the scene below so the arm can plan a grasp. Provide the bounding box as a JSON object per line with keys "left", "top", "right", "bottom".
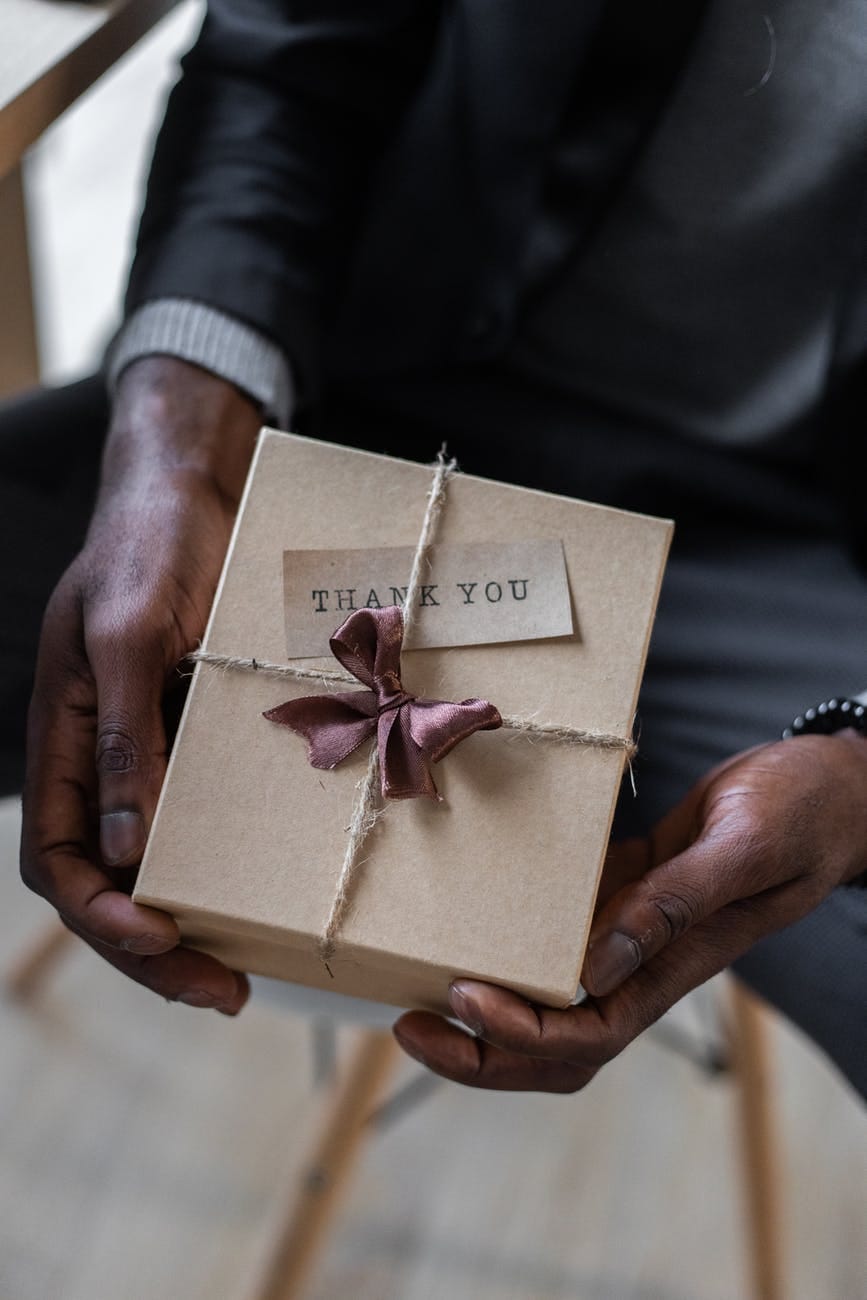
{"left": 134, "top": 431, "right": 672, "bottom": 1014}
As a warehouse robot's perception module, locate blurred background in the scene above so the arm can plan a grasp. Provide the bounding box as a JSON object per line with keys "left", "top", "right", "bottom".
{"left": 1, "top": 3, "right": 865, "bottom": 1298}
{"left": 17, "top": 1, "right": 203, "bottom": 384}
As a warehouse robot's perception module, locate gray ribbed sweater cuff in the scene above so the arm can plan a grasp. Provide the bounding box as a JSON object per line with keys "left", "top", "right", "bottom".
{"left": 106, "top": 299, "right": 293, "bottom": 427}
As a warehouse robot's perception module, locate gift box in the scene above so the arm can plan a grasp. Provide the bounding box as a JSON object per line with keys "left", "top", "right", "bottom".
{"left": 134, "top": 431, "right": 672, "bottom": 1013}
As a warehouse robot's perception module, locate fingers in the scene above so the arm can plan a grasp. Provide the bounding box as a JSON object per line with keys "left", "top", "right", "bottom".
{"left": 23, "top": 717, "right": 248, "bottom": 1009}
{"left": 76, "top": 925, "right": 250, "bottom": 1014}
{"left": 86, "top": 611, "right": 171, "bottom": 869}
{"left": 393, "top": 982, "right": 614, "bottom": 1091}
{"left": 593, "top": 835, "right": 651, "bottom": 910}
{"left": 393, "top": 1011, "right": 593, "bottom": 1092}
{"left": 22, "top": 587, "right": 244, "bottom": 1012}
{"left": 582, "top": 815, "right": 786, "bottom": 998}
{"left": 394, "top": 742, "right": 846, "bottom": 1094}
{"left": 21, "top": 638, "right": 181, "bottom": 953}
{"left": 395, "top": 897, "right": 774, "bottom": 1091}
{"left": 20, "top": 459, "right": 247, "bottom": 1015}
{"left": 22, "top": 693, "right": 248, "bottom": 1008}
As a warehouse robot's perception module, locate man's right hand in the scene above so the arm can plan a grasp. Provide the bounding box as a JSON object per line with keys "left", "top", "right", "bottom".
{"left": 19, "top": 357, "right": 261, "bottom": 1012}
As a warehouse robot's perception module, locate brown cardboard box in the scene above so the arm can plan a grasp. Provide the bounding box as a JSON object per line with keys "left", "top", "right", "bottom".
{"left": 133, "top": 430, "right": 672, "bottom": 1014}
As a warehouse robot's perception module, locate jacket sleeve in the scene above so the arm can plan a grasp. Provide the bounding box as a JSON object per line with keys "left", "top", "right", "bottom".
{"left": 124, "top": 0, "right": 440, "bottom": 407}
{"left": 105, "top": 299, "right": 295, "bottom": 426}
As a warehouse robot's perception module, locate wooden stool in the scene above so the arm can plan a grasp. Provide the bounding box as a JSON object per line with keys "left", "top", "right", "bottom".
{"left": 0, "top": 164, "right": 39, "bottom": 397}
{"left": 4, "top": 913, "right": 76, "bottom": 1000}
{"left": 726, "top": 980, "right": 785, "bottom": 1300}
{"left": 5, "top": 918, "right": 785, "bottom": 1300}
{"left": 252, "top": 1029, "right": 401, "bottom": 1300}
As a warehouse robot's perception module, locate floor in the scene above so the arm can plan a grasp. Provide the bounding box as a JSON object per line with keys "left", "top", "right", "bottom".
{"left": 4, "top": 6, "right": 867, "bottom": 1299}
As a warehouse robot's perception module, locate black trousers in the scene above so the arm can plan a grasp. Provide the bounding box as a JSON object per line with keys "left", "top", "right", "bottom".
{"left": 2, "top": 370, "right": 866, "bottom": 1099}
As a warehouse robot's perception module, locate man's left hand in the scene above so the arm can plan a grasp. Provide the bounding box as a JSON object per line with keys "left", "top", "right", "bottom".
{"left": 393, "top": 734, "right": 867, "bottom": 1091}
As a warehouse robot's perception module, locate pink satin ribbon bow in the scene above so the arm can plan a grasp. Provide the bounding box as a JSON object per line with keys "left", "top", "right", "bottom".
{"left": 263, "top": 606, "right": 502, "bottom": 800}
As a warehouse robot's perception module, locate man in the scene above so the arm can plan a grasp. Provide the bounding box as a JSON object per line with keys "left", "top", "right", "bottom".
{"left": 8, "top": 0, "right": 867, "bottom": 1096}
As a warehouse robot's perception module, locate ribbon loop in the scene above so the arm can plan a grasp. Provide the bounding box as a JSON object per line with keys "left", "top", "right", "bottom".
{"left": 264, "top": 606, "right": 502, "bottom": 800}
{"left": 328, "top": 604, "right": 404, "bottom": 691}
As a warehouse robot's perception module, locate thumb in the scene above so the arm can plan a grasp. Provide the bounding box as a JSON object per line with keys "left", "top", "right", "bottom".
{"left": 582, "top": 825, "right": 761, "bottom": 998}
{"left": 92, "top": 631, "right": 170, "bottom": 868}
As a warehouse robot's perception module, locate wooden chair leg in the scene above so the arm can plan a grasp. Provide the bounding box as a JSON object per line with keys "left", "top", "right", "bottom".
{"left": 727, "top": 978, "right": 785, "bottom": 1300}
{"left": 0, "top": 163, "right": 40, "bottom": 398}
{"left": 5, "top": 918, "right": 76, "bottom": 1001}
{"left": 254, "top": 1027, "right": 402, "bottom": 1300}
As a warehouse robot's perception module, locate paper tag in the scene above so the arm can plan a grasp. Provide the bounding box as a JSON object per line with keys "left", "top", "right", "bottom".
{"left": 283, "top": 540, "right": 573, "bottom": 658}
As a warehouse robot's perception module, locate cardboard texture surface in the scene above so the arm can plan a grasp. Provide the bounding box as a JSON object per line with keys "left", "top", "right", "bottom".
{"left": 134, "top": 431, "right": 673, "bottom": 1014}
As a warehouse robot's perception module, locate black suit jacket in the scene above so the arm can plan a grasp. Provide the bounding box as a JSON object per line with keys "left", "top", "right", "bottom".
{"left": 125, "top": 1, "right": 710, "bottom": 413}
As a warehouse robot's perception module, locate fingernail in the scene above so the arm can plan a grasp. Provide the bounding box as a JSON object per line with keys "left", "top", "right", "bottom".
{"left": 100, "top": 810, "right": 146, "bottom": 865}
{"left": 393, "top": 1026, "right": 427, "bottom": 1065}
{"left": 120, "top": 933, "right": 172, "bottom": 955}
{"left": 586, "top": 932, "right": 641, "bottom": 995}
{"left": 214, "top": 979, "right": 246, "bottom": 1016}
{"left": 176, "top": 989, "right": 223, "bottom": 1008}
{"left": 449, "top": 983, "right": 485, "bottom": 1036}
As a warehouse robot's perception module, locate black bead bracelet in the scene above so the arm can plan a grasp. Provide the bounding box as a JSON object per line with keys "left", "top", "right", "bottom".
{"left": 782, "top": 697, "right": 867, "bottom": 741}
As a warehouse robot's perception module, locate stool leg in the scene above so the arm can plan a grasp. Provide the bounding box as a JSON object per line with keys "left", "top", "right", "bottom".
{"left": 254, "top": 1028, "right": 401, "bottom": 1300}
{"left": 727, "top": 978, "right": 785, "bottom": 1300}
{"left": 5, "top": 918, "right": 76, "bottom": 1000}
{"left": 0, "top": 163, "right": 40, "bottom": 398}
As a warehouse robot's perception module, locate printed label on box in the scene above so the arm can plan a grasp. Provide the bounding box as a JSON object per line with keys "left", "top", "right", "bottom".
{"left": 283, "top": 539, "right": 574, "bottom": 657}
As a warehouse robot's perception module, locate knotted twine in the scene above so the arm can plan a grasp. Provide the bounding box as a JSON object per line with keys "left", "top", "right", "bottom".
{"left": 191, "top": 450, "right": 636, "bottom": 972}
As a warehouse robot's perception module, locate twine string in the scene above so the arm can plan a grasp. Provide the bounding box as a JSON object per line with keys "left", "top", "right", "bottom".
{"left": 319, "top": 745, "right": 381, "bottom": 974}
{"left": 400, "top": 446, "right": 456, "bottom": 643}
{"left": 190, "top": 450, "right": 636, "bottom": 972}
{"left": 191, "top": 652, "right": 358, "bottom": 687}
{"left": 189, "top": 650, "right": 637, "bottom": 758}
{"left": 317, "top": 448, "right": 456, "bottom": 970}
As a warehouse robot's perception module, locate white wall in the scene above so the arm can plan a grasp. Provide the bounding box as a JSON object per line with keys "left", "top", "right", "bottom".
{"left": 24, "top": 0, "right": 205, "bottom": 384}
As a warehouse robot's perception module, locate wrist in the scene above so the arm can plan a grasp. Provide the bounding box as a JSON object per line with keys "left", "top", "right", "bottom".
{"left": 106, "top": 356, "right": 261, "bottom": 505}
{"left": 832, "top": 731, "right": 867, "bottom": 885}
{"left": 780, "top": 698, "right": 867, "bottom": 887}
